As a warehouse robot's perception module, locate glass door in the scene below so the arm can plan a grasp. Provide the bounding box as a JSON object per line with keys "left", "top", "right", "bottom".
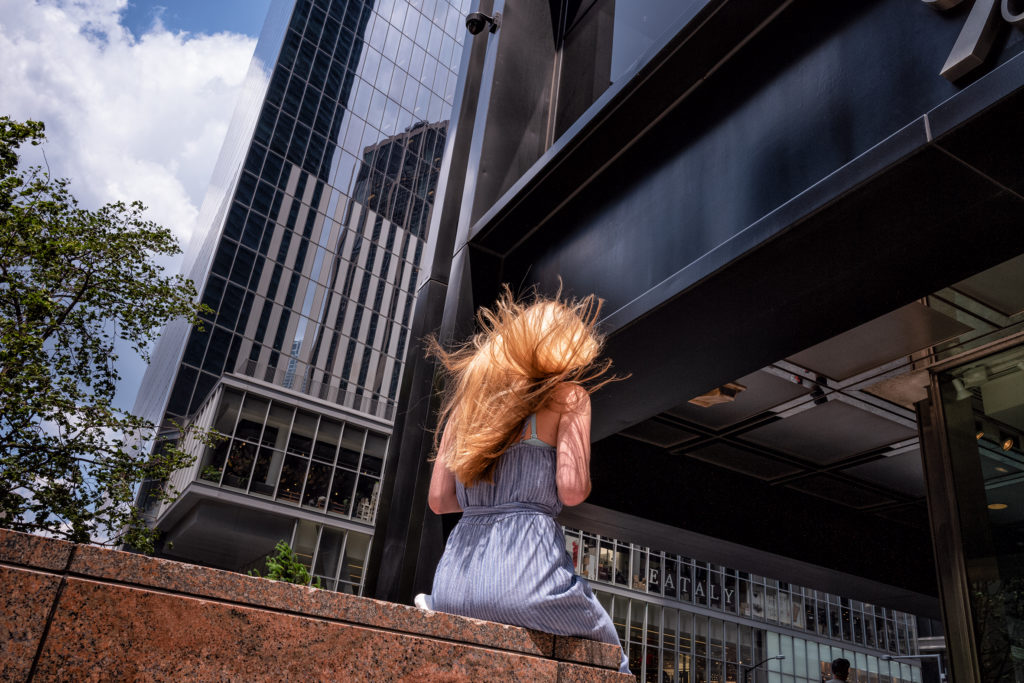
{"left": 921, "top": 342, "right": 1024, "bottom": 683}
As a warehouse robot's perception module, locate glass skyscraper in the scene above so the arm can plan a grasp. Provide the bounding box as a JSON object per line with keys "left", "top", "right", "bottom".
{"left": 133, "top": 0, "right": 467, "bottom": 593}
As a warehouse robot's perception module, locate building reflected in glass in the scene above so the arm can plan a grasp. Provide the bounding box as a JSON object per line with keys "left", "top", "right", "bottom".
{"left": 134, "top": 0, "right": 468, "bottom": 594}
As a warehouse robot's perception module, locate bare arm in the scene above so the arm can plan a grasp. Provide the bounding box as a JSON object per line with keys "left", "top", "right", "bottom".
{"left": 555, "top": 384, "right": 592, "bottom": 507}
{"left": 428, "top": 418, "right": 462, "bottom": 514}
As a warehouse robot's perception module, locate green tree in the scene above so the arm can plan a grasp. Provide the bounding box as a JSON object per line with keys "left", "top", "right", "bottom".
{"left": 0, "top": 116, "right": 210, "bottom": 552}
{"left": 249, "top": 540, "right": 322, "bottom": 588}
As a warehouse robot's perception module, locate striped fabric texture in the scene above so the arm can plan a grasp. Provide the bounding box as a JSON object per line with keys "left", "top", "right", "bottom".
{"left": 430, "top": 440, "right": 630, "bottom": 674}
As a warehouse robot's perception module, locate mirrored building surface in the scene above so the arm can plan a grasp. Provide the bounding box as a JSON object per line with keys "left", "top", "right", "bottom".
{"left": 134, "top": 0, "right": 468, "bottom": 594}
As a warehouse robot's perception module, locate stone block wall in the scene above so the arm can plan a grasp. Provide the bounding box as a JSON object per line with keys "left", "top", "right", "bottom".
{"left": 0, "top": 528, "right": 629, "bottom": 681}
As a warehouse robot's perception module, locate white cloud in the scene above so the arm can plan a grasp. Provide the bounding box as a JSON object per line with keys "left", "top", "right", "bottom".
{"left": 0, "top": 0, "right": 257, "bottom": 248}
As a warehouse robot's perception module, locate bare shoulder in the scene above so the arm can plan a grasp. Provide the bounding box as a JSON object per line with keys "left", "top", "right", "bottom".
{"left": 549, "top": 382, "right": 590, "bottom": 413}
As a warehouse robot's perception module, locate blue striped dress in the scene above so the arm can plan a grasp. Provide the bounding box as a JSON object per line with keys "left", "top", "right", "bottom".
{"left": 430, "top": 419, "right": 630, "bottom": 674}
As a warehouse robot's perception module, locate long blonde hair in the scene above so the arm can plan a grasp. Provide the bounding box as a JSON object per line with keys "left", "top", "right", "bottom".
{"left": 427, "top": 286, "right": 614, "bottom": 486}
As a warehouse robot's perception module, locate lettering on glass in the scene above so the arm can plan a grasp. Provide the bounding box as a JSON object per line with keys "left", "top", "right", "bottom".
{"left": 925, "top": 0, "right": 1024, "bottom": 80}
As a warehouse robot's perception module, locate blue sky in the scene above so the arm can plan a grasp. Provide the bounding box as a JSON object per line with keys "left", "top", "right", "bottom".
{"left": 2, "top": 0, "right": 271, "bottom": 411}
{"left": 121, "top": 0, "right": 273, "bottom": 39}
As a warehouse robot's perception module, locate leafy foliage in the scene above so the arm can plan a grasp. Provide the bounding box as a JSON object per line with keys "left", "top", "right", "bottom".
{"left": 0, "top": 116, "right": 211, "bottom": 552}
{"left": 249, "top": 540, "right": 322, "bottom": 588}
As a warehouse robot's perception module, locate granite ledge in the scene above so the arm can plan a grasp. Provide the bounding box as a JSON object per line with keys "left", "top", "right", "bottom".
{"left": 0, "top": 529, "right": 622, "bottom": 672}
{"left": 68, "top": 539, "right": 556, "bottom": 659}
{"left": 0, "top": 527, "right": 74, "bottom": 572}
{"left": 553, "top": 635, "right": 623, "bottom": 670}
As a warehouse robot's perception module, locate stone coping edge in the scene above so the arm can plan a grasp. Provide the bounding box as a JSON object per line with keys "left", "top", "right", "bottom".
{"left": 0, "top": 527, "right": 621, "bottom": 671}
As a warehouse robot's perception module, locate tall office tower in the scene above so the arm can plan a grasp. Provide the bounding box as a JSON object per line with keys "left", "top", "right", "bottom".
{"left": 133, "top": 0, "right": 467, "bottom": 594}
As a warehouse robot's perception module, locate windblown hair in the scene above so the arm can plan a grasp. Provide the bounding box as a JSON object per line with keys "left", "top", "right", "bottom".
{"left": 427, "top": 286, "right": 614, "bottom": 487}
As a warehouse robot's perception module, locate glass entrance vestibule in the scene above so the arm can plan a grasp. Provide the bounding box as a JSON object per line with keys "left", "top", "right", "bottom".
{"left": 920, "top": 340, "right": 1024, "bottom": 683}
{"left": 564, "top": 528, "right": 924, "bottom": 683}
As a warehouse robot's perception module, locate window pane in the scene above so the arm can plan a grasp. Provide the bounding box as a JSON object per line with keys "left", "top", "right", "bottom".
{"left": 648, "top": 552, "right": 662, "bottom": 595}
{"left": 314, "top": 418, "right": 342, "bottom": 462}
{"left": 343, "top": 531, "right": 371, "bottom": 585}
{"left": 292, "top": 520, "right": 318, "bottom": 573}
{"left": 303, "top": 461, "right": 332, "bottom": 509}
{"left": 200, "top": 438, "right": 230, "bottom": 482}
{"left": 328, "top": 467, "right": 357, "bottom": 516}
{"left": 598, "top": 538, "right": 614, "bottom": 583}
{"left": 250, "top": 447, "right": 283, "bottom": 495}
{"left": 288, "top": 409, "right": 319, "bottom": 456}
{"left": 353, "top": 475, "right": 380, "bottom": 522}
{"left": 361, "top": 431, "right": 387, "bottom": 475}
{"left": 214, "top": 390, "right": 243, "bottom": 436}
{"left": 313, "top": 527, "right": 344, "bottom": 590}
{"left": 277, "top": 454, "right": 309, "bottom": 503}
{"left": 238, "top": 395, "right": 270, "bottom": 435}
{"left": 339, "top": 425, "right": 365, "bottom": 467}
{"left": 265, "top": 402, "right": 294, "bottom": 447}
{"left": 223, "top": 440, "right": 257, "bottom": 490}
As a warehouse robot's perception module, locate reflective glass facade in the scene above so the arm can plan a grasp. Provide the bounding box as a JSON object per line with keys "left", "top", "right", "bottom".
{"left": 136, "top": 0, "right": 467, "bottom": 591}
{"left": 564, "top": 528, "right": 923, "bottom": 683}
{"left": 139, "top": 0, "right": 467, "bottom": 429}
{"left": 193, "top": 387, "right": 387, "bottom": 521}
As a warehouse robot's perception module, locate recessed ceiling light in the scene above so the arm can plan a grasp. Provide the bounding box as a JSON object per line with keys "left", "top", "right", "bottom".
{"left": 977, "top": 431, "right": 985, "bottom": 440}
{"left": 996, "top": 467, "right": 1009, "bottom": 473}
{"left": 1004, "top": 438, "right": 1015, "bottom": 451}
{"left": 989, "top": 503, "right": 1009, "bottom": 510}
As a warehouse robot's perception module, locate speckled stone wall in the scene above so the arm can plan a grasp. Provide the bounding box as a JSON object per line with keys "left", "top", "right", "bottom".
{"left": 0, "top": 528, "right": 628, "bottom": 682}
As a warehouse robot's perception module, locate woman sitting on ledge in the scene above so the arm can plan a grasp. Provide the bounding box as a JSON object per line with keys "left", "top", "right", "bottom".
{"left": 417, "top": 287, "right": 630, "bottom": 675}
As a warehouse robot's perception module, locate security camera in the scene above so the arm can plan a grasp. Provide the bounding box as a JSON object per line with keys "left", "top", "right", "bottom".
{"left": 465, "top": 11, "right": 500, "bottom": 35}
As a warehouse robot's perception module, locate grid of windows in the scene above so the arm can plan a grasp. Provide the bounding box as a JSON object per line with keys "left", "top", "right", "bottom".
{"left": 564, "top": 529, "right": 924, "bottom": 682}
{"left": 196, "top": 388, "right": 386, "bottom": 525}
{"left": 243, "top": 518, "right": 373, "bottom": 594}
{"left": 563, "top": 528, "right": 919, "bottom": 655}
{"left": 162, "top": 0, "right": 467, "bottom": 425}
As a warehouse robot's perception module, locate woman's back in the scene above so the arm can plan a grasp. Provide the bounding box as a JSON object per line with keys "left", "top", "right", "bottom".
{"left": 456, "top": 428, "right": 561, "bottom": 515}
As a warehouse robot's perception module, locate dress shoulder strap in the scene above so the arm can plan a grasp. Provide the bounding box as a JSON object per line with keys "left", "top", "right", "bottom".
{"left": 527, "top": 413, "right": 539, "bottom": 441}
{"left": 520, "top": 413, "right": 555, "bottom": 448}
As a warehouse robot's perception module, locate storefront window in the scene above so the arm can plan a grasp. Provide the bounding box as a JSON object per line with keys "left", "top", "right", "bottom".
{"left": 791, "top": 589, "right": 805, "bottom": 630}
{"left": 679, "top": 611, "right": 693, "bottom": 681}
{"left": 599, "top": 538, "right": 615, "bottom": 582}
{"left": 628, "top": 600, "right": 644, "bottom": 674}
{"left": 631, "top": 547, "right": 648, "bottom": 591}
{"left": 615, "top": 542, "right": 630, "bottom": 587}
{"left": 613, "top": 594, "right": 629, "bottom": 640}
{"left": 582, "top": 533, "right": 599, "bottom": 580}
{"left": 663, "top": 609, "right": 677, "bottom": 680}
{"left": 693, "top": 616, "right": 707, "bottom": 683}
{"left": 723, "top": 569, "right": 737, "bottom": 615}
{"left": 708, "top": 566, "right": 722, "bottom": 610}
{"left": 563, "top": 528, "right": 921, "bottom": 681}
{"left": 645, "top": 604, "right": 661, "bottom": 683}
{"left": 680, "top": 560, "right": 692, "bottom": 603}
{"left": 664, "top": 555, "right": 678, "bottom": 599}
{"left": 694, "top": 563, "right": 708, "bottom": 607}
{"left": 751, "top": 577, "right": 765, "bottom": 620}
{"left": 648, "top": 551, "right": 662, "bottom": 595}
